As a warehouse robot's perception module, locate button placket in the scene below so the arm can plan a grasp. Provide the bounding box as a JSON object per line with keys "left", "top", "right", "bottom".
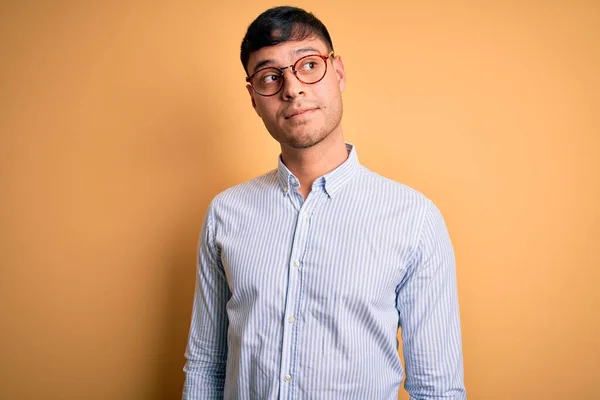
{"left": 278, "top": 203, "right": 311, "bottom": 398}
{"left": 278, "top": 190, "right": 324, "bottom": 398}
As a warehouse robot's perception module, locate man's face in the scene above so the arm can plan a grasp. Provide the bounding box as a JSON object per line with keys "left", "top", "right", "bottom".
{"left": 246, "top": 37, "right": 346, "bottom": 150}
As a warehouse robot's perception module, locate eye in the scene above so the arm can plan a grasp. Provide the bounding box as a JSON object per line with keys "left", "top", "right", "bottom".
{"left": 254, "top": 68, "right": 282, "bottom": 86}
{"left": 300, "top": 61, "right": 317, "bottom": 71}
{"left": 260, "top": 74, "right": 280, "bottom": 85}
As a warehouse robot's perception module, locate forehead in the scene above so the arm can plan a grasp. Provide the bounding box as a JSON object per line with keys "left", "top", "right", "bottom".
{"left": 247, "top": 37, "right": 328, "bottom": 74}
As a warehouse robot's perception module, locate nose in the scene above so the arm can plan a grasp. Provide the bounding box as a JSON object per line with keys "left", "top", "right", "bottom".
{"left": 280, "top": 68, "right": 305, "bottom": 100}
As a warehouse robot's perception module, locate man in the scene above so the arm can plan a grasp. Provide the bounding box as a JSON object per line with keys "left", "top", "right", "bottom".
{"left": 183, "top": 6, "right": 466, "bottom": 399}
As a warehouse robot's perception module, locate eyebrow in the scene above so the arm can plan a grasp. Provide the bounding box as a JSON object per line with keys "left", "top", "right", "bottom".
{"left": 250, "top": 46, "right": 322, "bottom": 75}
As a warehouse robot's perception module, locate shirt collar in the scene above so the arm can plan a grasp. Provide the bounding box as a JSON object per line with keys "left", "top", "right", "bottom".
{"left": 277, "top": 143, "right": 359, "bottom": 198}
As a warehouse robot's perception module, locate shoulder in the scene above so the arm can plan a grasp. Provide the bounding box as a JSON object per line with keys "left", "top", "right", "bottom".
{"left": 355, "top": 165, "right": 433, "bottom": 210}
{"left": 207, "top": 169, "right": 279, "bottom": 213}
{"left": 354, "top": 166, "right": 452, "bottom": 250}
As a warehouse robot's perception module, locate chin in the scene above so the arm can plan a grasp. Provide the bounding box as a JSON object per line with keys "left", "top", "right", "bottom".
{"left": 287, "top": 140, "right": 316, "bottom": 149}
{"left": 283, "top": 130, "right": 330, "bottom": 149}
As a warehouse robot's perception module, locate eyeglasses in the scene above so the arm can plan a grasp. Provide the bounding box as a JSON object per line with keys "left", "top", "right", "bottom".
{"left": 246, "top": 51, "right": 335, "bottom": 97}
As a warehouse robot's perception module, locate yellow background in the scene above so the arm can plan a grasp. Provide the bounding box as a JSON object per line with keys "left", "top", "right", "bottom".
{"left": 1, "top": 1, "right": 599, "bottom": 399}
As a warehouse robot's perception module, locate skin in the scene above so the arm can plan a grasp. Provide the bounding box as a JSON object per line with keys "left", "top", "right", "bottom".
{"left": 246, "top": 37, "right": 348, "bottom": 199}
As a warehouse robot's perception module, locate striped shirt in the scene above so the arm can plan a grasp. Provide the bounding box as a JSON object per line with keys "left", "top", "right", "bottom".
{"left": 183, "top": 144, "right": 466, "bottom": 399}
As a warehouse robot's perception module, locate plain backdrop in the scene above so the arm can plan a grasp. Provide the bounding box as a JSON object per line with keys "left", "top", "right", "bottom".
{"left": 1, "top": 1, "right": 599, "bottom": 399}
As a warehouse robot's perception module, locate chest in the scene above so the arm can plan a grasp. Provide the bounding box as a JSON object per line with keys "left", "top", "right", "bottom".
{"left": 216, "top": 195, "right": 416, "bottom": 310}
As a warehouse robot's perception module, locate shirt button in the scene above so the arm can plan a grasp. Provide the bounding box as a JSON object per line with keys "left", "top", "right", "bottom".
{"left": 288, "top": 316, "right": 296, "bottom": 323}
{"left": 292, "top": 260, "right": 300, "bottom": 268}
{"left": 283, "top": 186, "right": 288, "bottom": 193}
{"left": 284, "top": 375, "right": 292, "bottom": 382}
{"left": 290, "top": 177, "right": 298, "bottom": 186}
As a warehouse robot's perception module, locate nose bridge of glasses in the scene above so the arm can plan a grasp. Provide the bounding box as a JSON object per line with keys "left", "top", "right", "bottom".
{"left": 279, "top": 65, "right": 302, "bottom": 87}
{"left": 276, "top": 65, "right": 303, "bottom": 97}
{"left": 280, "top": 64, "right": 297, "bottom": 75}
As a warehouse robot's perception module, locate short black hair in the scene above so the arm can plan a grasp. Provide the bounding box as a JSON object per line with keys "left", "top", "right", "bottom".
{"left": 240, "top": 6, "right": 334, "bottom": 75}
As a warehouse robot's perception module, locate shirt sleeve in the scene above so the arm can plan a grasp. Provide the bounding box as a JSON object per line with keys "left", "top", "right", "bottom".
{"left": 182, "top": 202, "right": 230, "bottom": 400}
{"left": 396, "top": 201, "right": 466, "bottom": 399}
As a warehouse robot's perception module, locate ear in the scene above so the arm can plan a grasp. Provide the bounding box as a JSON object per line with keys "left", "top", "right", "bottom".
{"left": 246, "top": 84, "right": 261, "bottom": 117}
{"left": 332, "top": 55, "right": 346, "bottom": 93}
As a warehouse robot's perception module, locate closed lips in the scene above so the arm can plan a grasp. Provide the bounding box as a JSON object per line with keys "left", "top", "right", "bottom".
{"left": 285, "top": 108, "right": 317, "bottom": 119}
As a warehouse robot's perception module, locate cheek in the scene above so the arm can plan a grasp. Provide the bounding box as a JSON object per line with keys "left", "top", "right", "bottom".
{"left": 254, "top": 101, "right": 268, "bottom": 117}
{"left": 255, "top": 102, "right": 280, "bottom": 124}
{"left": 319, "top": 77, "right": 342, "bottom": 101}
{"left": 317, "top": 86, "right": 341, "bottom": 109}
{"left": 256, "top": 99, "right": 275, "bottom": 118}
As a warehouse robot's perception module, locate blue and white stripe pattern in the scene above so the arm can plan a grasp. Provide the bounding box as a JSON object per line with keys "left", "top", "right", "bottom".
{"left": 183, "top": 144, "right": 466, "bottom": 399}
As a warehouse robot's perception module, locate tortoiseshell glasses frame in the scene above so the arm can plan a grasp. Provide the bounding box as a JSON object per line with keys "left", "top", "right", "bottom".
{"left": 246, "top": 51, "right": 335, "bottom": 97}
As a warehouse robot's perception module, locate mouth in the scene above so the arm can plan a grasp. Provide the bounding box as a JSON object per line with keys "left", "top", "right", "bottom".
{"left": 285, "top": 108, "right": 317, "bottom": 119}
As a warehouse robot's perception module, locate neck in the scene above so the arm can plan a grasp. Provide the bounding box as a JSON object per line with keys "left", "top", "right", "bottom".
{"left": 280, "top": 129, "right": 349, "bottom": 199}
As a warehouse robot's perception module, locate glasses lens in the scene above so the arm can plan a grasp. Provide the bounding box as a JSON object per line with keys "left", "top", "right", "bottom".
{"left": 295, "top": 55, "right": 327, "bottom": 84}
{"left": 251, "top": 68, "right": 283, "bottom": 96}
{"left": 249, "top": 55, "right": 328, "bottom": 96}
